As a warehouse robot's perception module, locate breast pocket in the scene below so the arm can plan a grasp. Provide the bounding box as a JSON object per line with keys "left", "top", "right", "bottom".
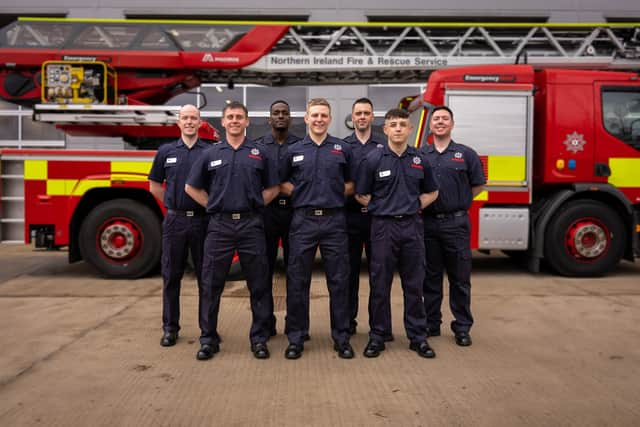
{"left": 446, "top": 161, "right": 468, "bottom": 174}
{"left": 373, "top": 169, "right": 393, "bottom": 198}
{"left": 323, "top": 154, "right": 346, "bottom": 177}
{"left": 405, "top": 167, "right": 424, "bottom": 193}
{"left": 323, "top": 155, "right": 347, "bottom": 195}
{"left": 207, "top": 159, "right": 228, "bottom": 189}
{"left": 291, "top": 155, "right": 313, "bottom": 182}
{"left": 164, "top": 157, "right": 179, "bottom": 179}
{"left": 247, "top": 160, "right": 265, "bottom": 187}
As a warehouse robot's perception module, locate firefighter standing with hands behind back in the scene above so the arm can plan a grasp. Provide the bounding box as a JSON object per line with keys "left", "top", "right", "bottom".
{"left": 148, "top": 104, "right": 209, "bottom": 348}
{"left": 419, "top": 106, "right": 486, "bottom": 347}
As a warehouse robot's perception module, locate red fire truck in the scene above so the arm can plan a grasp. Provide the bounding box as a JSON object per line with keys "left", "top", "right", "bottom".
{"left": 1, "top": 18, "right": 639, "bottom": 277}
{"left": 406, "top": 64, "right": 640, "bottom": 276}
{"left": 0, "top": 18, "right": 290, "bottom": 278}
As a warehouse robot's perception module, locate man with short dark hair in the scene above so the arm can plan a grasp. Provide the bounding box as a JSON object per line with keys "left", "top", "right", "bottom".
{"left": 149, "top": 104, "right": 209, "bottom": 348}
{"left": 343, "top": 97, "right": 389, "bottom": 339}
{"left": 186, "top": 101, "right": 280, "bottom": 360}
{"left": 255, "top": 100, "right": 300, "bottom": 337}
{"left": 419, "top": 105, "right": 486, "bottom": 347}
{"left": 280, "top": 98, "right": 355, "bottom": 360}
{"left": 356, "top": 108, "right": 439, "bottom": 358}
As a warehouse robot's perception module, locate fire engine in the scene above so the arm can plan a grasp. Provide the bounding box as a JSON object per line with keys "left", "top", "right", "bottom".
{"left": 406, "top": 64, "right": 640, "bottom": 276}
{"left": 0, "top": 17, "right": 639, "bottom": 278}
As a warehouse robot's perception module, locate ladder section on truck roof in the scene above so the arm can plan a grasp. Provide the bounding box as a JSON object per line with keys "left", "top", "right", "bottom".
{"left": 31, "top": 105, "right": 182, "bottom": 125}
{"left": 1, "top": 18, "right": 639, "bottom": 86}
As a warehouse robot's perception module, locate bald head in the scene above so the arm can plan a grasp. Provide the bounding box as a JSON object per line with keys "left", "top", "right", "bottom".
{"left": 179, "top": 104, "right": 200, "bottom": 119}
{"left": 177, "top": 104, "right": 201, "bottom": 144}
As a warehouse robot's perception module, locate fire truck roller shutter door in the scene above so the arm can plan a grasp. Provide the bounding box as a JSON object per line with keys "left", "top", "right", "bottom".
{"left": 78, "top": 198, "right": 162, "bottom": 278}
{"left": 544, "top": 199, "right": 625, "bottom": 277}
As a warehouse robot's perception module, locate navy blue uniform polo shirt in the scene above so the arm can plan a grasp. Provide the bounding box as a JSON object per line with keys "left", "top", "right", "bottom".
{"left": 419, "top": 140, "right": 486, "bottom": 214}
{"left": 280, "top": 135, "right": 356, "bottom": 209}
{"left": 148, "top": 139, "right": 210, "bottom": 211}
{"left": 255, "top": 133, "right": 301, "bottom": 182}
{"left": 343, "top": 132, "right": 387, "bottom": 211}
{"left": 186, "top": 139, "right": 279, "bottom": 213}
{"left": 356, "top": 144, "right": 439, "bottom": 216}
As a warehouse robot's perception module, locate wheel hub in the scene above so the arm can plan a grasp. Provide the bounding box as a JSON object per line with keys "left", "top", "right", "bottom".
{"left": 568, "top": 221, "right": 608, "bottom": 259}
{"left": 100, "top": 222, "right": 137, "bottom": 259}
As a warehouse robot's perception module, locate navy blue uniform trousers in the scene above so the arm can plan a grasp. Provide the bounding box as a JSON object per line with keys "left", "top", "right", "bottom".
{"left": 161, "top": 212, "right": 207, "bottom": 333}
{"left": 263, "top": 202, "right": 293, "bottom": 331}
{"left": 346, "top": 209, "right": 371, "bottom": 330}
{"left": 369, "top": 215, "right": 428, "bottom": 343}
{"left": 285, "top": 210, "right": 350, "bottom": 346}
{"left": 199, "top": 214, "right": 271, "bottom": 346}
{"left": 423, "top": 214, "right": 474, "bottom": 334}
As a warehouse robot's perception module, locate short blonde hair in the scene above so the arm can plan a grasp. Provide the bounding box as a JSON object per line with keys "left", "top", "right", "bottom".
{"left": 307, "top": 98, "right": 331, "bottom": 113}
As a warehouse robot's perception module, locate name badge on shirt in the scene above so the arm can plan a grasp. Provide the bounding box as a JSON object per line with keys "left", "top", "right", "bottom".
{"left": 379, "top": 170, "right": 391, "bottom": 178}
{"left": 166, "top": 157, "right": 177, "bottom": 164}
{"left": 293, "top": 155, "right": 304, "bottom": 163}
{"left": 210, "top": 159, "right": 222, "bottom": 167}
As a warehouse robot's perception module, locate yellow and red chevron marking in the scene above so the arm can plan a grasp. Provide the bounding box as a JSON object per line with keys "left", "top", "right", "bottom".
{"left": 609, "top": 157, "right": 640, "bottom": 204}
{"left": 23, "top": 154, "right": 153, "bottom": 196}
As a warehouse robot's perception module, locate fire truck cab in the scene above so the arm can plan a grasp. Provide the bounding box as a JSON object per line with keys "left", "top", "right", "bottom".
{"left": 411, "top": 64, "right": 640, "bottom": 276}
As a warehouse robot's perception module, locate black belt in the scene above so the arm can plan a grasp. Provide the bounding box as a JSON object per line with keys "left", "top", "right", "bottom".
{"left": 347, "top": 206, "right": 369, "bottom": 214}
{"left": 378, "top": 213, "right": 417, "bottom": 219}
{"left": 217, "top": 211, "right": 256, "bottom": 220}
{"left": 427, "top": 210, "right": 467, "bottom": 219}
{"left": 302, "top": 207, "right": 342, "bottom": 216}
{"left": 271, "top": 198, "right": 291, "bottom": 208}
{"left": 167, "top": 208, "right": 206, "bottom": 217}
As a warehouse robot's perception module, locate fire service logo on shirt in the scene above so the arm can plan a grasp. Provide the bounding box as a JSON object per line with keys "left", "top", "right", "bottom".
{"left": 563, "top": 132, "right": 586, "bottom": 153}
{"left": 411, "top": 156, "right": 423, "bottom": 169}
{"left": 452, "top": 151, "right": 465, "bottom": 162}
{"left": 248, "top": 147, "right": 262, "bottom": 160}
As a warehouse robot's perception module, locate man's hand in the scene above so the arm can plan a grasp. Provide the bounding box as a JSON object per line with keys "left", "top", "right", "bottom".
{"left": 262, "top": 185, "right": 279, "bottom": 206}
{"left": 280, "top": 181, "right": 294, "bottom": 196}
{"left": 344, "top": 181, "right": 354, "bottom": 196}
{"left": 419, "top": 190, "right": 439, "bottom": 210}
{"left": 355, "top": 194, "right": 371, "bottom": 207}
{"left": 185, "top": 184, "right": 209, "bottom": 208}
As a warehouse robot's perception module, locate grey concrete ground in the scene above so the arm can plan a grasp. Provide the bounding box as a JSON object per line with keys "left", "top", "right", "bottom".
{"left": 0, "top": 243, "right": 639, "bottom": 426}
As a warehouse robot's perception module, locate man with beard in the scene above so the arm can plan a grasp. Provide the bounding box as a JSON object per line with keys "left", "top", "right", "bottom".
{"left": 419, "top": 106, "right": 485, "bottom": 348}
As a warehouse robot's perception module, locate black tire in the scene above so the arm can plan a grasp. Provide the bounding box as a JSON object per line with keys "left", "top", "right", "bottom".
{"left": 544, "top": 200, "right": 625, "bottom": 277}
{"left": 79, "top": 199, "right": 162, "bottom": 279}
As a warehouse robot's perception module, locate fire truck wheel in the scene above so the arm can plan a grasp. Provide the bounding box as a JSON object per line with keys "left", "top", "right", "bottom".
{"left": 544, "top": 200, "right": 625, "bottom": 277}
{"left": 79, "top": 199, "right": 162, "bottom": 279}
